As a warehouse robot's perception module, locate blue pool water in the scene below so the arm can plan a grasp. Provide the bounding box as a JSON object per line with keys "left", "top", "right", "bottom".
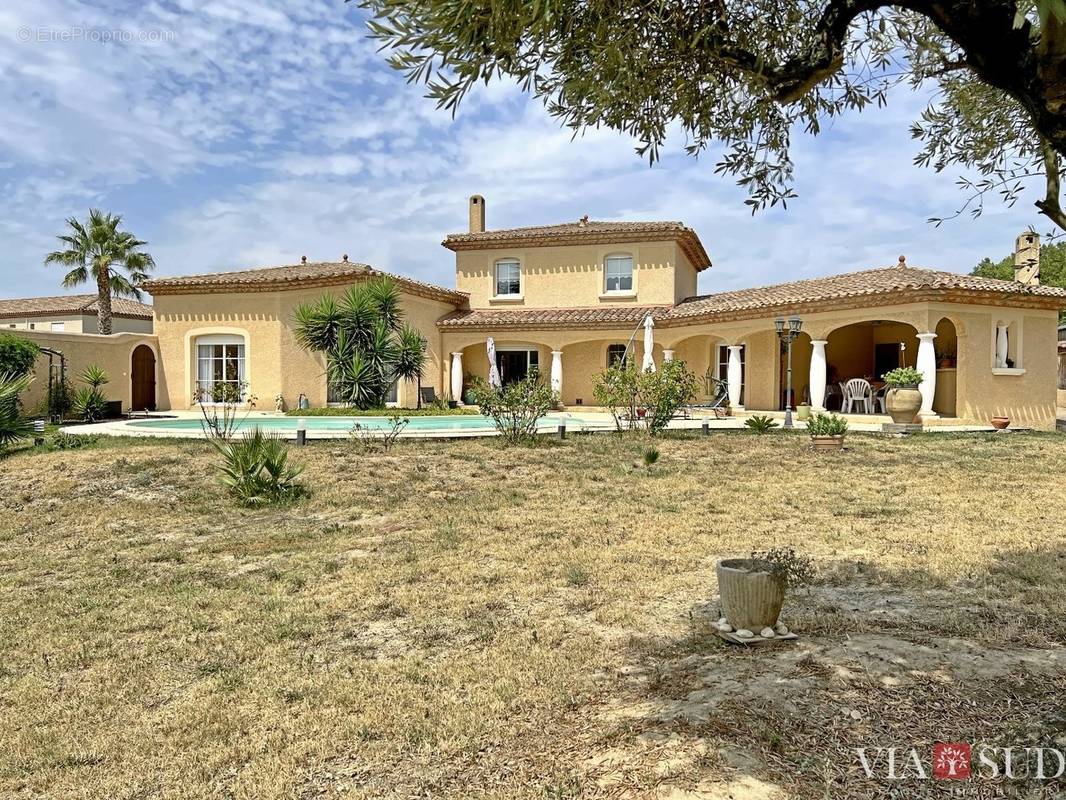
{"left": 127, "top": 413, "right": 606, "bottom": 435}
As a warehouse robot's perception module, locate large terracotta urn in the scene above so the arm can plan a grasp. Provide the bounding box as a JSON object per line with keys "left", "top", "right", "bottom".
{"left": 885, "top": 384, "right": 922, "bottom": 424}
{"left": 716, "top": 559, "right": 786, "bottom": 632}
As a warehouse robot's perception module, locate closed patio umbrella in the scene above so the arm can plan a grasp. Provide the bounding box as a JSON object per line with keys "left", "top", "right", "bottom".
{"left": 642, "top": 315, "right": 656, "bottom": 372}
{"left": 487, "top": 337, "right": 502, "bottom": 388}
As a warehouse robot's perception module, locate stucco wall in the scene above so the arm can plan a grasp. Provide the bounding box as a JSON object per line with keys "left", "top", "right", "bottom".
{"left": 455, "top": 241, "right": 689, "bottom": 309}
{"left": 152, "top": 283, "right": 453, "bottom": 410}
{"left": 12, "top": 329, "right": 162, "bottom": 414}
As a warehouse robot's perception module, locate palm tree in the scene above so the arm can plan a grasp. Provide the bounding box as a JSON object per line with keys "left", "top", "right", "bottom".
{"left": 44, "top": 210, "right": 155, "bottom": 335}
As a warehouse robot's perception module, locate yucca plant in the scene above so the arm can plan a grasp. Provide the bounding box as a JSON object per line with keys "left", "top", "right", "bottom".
{"left": 294, "top": 277, "right": 426, "bottom": 409}
{"left": 744, "top": 414, "right": 779, "bottom": 434}
{"left": 212, "top": 428, "right": 307, "bottom": 507}
{"left": 72, "top": 364, "right": 109, "bottom": 421}
{"left": 0, "top": 372, "right": 33, "bottom": 447}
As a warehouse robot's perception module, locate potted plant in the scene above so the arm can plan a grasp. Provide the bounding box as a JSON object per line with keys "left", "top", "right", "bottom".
{"left": 936, "top": 350, "right": 956, "bottom": 369}
{"left": 462, "top": 373, "right": 477, "bottom": 405}
{"left": 715, "top": 548, "right": 814, "bottom": 641}
{"left": 882, "top": 366, "right": 924, "bottom": 424}
{"left": 807, "top": 411, "right": 847, "bottom": 451}
{"left": 796, "top": 402, "right": 811, "bottom": 421}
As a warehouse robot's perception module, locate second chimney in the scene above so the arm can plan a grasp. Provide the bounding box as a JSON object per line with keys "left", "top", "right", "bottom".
{"left": 469, "top": 195, "right": 485, "bottom": 233}
{"left": 1014, "top": 231, "right": 1041, "bottom": 285}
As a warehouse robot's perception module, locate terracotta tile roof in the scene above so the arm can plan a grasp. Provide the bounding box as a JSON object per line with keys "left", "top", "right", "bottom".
{"left": 0, "top": 294, "right": 153, "bottom": 319}
{"left": 662, "top": 265, "right": 1066, "bottom": 323}
{"left": 142, "top": 260, "right": 467, "bottom": 305}
{"left": 438, "top": 304, "right": 667, "bottom": 330}
{"left": 443, "top": 220, "right": 712, "bottom": 271}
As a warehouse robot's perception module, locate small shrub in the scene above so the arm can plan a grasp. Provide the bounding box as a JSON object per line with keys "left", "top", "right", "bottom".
{"left": 592, "top": 359, "right": 698, "bottom": 435}
{"left": 197, "top": 381, "right": 252, "bottom": 440}
{"left": 637, "top": 359, "right": 699, "bottom": 436}
{"left": 351, "top": 414, "right": 409, "bottom": 453}
{"left": 750, "top": 547, "right": 816, "bottom": 588}
{"left": 0, "top": 334, "right": 40, "bottom": 378}
{"left": 806, "top": 412, "right": 848, "bottom": 436}
{"left": 470, "top": 369, "right": 556, "bottom": 445}
{"left": 592, "top": 364, "right": 640, "bottom": 432}
{"left": 48, "top": 431, "right": 101, "bottom": 450}
{"left": 643, "top": 447, "right": 660, "bottom": 466}
{"left": 744, "top": 414, "right": 778, "bottom": 434}
{"left": 212, "top": 428, "right": 307, "bottom": 507}
{"left": 882, "top": 366, "right": 924, "bottom": 386}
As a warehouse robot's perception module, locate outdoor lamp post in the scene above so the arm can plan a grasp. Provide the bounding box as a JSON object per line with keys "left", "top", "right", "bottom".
{"left": 775, "top": 316, "right": 803, "bottom": 428}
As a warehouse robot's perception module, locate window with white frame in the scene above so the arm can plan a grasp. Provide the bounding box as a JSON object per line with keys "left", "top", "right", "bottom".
{"left": 604, "top": 255, "right": 634, "bottom": 293}
{"left": 495, "top": 259, "right": 521, "bottom": 296}
{"left": 50, "top": 322, "right": 65, "bottom": 332}
{"left": 715, "top": 344, "right": 745, "bottom": 404}
{"left": 606, "top": 343, "right": 628, "bottom": 368}
{"left": 196, "top": 335, "right": 246, "bottom": 402}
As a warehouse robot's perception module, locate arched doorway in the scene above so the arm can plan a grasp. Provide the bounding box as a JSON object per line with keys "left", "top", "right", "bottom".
{"left": 823, "top": 320, "right": 919, "bottom": 411}
{"left": 933, "top": 317, "right": 958, "bottom": 417}
{"left": 131, "top": 344, "right": 156, "bottom": 411}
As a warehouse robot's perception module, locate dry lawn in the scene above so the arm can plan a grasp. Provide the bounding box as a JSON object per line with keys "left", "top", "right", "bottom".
{"left": 1, "top": 430, "right": 1064, "bottom": 799}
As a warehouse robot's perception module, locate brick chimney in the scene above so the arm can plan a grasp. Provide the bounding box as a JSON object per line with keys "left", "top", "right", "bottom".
{"left": 468, "top": 195, "right": 485, "bottom": 233}
{"left": 1014, "top": 231, "right": 1040, "bottom": 285}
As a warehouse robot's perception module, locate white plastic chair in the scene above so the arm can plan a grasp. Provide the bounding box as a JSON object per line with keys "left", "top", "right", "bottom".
{"left": 843, "top": 378, "right": 873, "bottom": 413}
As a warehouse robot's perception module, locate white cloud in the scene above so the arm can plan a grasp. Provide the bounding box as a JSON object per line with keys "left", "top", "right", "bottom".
{"left": 0, "top": 0, "right": 1043, "bottom": 302}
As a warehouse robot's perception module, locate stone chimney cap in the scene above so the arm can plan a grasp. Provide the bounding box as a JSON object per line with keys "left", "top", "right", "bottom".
{"left": 897, "top": 255, "right": 906, "bottom": 269}
{"left": 342, "top": 253, "right": 348, "bottom": 262}
{"left": 579, "top": 214, "right": 589, "bottom": 227}
{"left": 301, "top": 255, "right": 307, "bottom": 264}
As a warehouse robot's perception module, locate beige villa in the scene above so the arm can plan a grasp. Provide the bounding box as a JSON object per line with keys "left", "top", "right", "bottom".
{"left": 14, "top": 197, "right": 1066, "bottom": 429}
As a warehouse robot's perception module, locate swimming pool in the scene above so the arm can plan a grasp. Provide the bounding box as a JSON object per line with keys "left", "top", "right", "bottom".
{"left": 122, "top": 413, "right": 612, "bottom": 438}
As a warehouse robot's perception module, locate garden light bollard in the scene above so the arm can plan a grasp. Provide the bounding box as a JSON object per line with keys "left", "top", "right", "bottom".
{"left": 775, "top": 316, "right": 803, "bottom": 429}
{"left": 296, "top": 418, "right": 306, "bottom": 446}
{"left": 33, "top": 418, "right": 45, "bottom": 446}
{"left": 702, "top": 416, "right": 710, "bottom": 436}
{"left": 558, "top": 422, "right": 566, "bottom": 440}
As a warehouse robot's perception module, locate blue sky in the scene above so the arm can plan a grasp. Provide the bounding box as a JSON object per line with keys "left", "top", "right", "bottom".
{"left": 0, "top": 0, "right": 1041, "bottom": 303}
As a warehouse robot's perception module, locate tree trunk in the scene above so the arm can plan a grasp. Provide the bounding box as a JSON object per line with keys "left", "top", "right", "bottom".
{"left": 97, "top": 269, "right": 113, "bottom": 335}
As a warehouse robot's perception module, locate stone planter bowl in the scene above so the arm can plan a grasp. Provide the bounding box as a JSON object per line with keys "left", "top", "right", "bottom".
{"left": 885, "top": 384, "right": 922, "bottom": 424}
{"left": 990, "top": 416, "right": 1010, "bottom": 430}
{"left": 716, "top": 558, "right": 786, "bottom": 633}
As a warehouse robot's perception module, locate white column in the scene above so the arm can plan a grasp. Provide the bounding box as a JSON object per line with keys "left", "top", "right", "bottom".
{"left": 809, "top": 340, "right": 828, "bottom": 411}
{"left": 916, "top": 332, "right": 938, "bottom": 418}
{"left": 663, "top": 349, "right": 674, "bottom": 362}
{"left": 550, "top": 350, "right": 563, "bottom": 395}
{"left": 995, "top": 325, "right": 1009, "bottom": 368}
{"left": 726, "top": 345, "right": 743, "bottom": 409}
{"left": 450, "top": 351, "right": 464, "bottom": 402}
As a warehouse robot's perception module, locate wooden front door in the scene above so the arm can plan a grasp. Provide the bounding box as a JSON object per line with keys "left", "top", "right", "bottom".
{"left": 131, "top": 345, "right": 156, "bottom": 411}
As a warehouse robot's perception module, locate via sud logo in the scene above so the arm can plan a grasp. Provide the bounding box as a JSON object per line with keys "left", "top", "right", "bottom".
{"left": 855, "top": 742, "right": 1065, "bottom": 782}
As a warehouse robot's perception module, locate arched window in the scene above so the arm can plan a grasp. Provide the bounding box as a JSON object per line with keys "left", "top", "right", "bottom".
{"left": 604, "top": 254, "right": 634, "bottom": 293}
{"left": 196, "top": 334, "right": 246, "bottom": 402}
{"left": 495, "top": 259, "right": 521, "bottom": 297}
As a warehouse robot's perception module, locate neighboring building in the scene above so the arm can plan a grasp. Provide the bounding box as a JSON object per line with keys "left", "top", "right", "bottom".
{"left": 0, "top": 294, "right": 154, "bottom": 334}
{"left": 15, "top": 195, "right": 1061, "bottom": 429}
